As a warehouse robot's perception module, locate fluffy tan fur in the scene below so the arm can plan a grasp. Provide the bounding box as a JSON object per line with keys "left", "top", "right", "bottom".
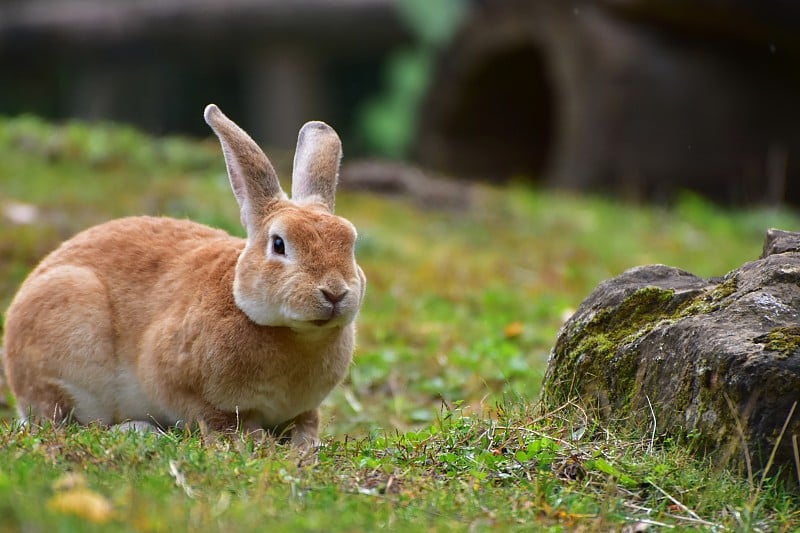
{"left": 2, "top": 105, "right": 365, "bottom": 447}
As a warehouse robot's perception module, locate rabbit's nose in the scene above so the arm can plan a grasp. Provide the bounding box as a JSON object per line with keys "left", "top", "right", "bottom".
{"left": 320, "top": 288, "right": 348, "bottom": 305}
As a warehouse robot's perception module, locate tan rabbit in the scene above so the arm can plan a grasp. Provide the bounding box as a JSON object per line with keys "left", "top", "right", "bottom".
{"left": 2, "top": 104, "right": 366, "bottom": 447}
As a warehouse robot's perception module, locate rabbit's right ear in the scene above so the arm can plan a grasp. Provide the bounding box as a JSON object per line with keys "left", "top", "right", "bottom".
{"left": 291, "top": 121, "right": 342, "bottom": 213}
{"left": 205, "top": 104, "right": 286, "bottom": 233}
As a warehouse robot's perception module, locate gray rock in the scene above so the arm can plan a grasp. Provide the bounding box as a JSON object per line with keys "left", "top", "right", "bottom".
{"left": 762, "top": 228, "right": 800, "bottom": 259}
{"left": 542, "top": 228, "right": 800, "bottom": 473}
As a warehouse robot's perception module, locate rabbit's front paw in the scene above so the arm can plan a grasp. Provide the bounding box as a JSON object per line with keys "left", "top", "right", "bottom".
{"left": 290, "top": 409, "right": 321, "bottom": 449}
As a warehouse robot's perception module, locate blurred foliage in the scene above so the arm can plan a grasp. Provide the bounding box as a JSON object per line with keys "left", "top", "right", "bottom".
{"left": 2, "top": 115, "right": 800, "bottom": 436}
{"left": 357, "top": 0, "right": 468, "bottom": 158}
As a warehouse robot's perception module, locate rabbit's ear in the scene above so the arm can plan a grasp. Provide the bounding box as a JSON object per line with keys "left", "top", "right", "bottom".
{"left": 205, "top": 104, "right": 285, "bottom": 232}
{"left": 291, "top": 121, "right": 342, "bottom": 213}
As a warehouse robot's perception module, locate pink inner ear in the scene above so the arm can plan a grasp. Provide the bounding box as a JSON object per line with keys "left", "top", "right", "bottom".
{"left": 218, "top": 143, "right": 256, "bottom": 231}
{"left": 224, "top": 149, "right": 248, "bottom": 209}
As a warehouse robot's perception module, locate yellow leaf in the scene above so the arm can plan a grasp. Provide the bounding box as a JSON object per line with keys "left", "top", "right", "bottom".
{"left": 48, "top": 488, "right": 114, "bottom": 524}
{"left": 503, "top": 321, "right": 524, "bottom": 339}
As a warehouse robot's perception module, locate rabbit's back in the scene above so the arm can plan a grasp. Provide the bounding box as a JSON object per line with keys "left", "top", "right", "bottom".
{"left": 34, "top": 216, "right": 236, "bottom": 282}
{"left": 3, "top": 216, "right": 244, "bottom": 425}
{"left": 16, "top": 216, "right": 243, "bottom": 355}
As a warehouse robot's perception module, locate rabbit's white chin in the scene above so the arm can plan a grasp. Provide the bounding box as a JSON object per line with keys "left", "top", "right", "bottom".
{"left": 234, "top": 286, "right": 355, "bottom": 329}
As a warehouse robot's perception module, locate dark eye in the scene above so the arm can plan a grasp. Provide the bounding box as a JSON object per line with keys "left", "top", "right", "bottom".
{"left": 271, "top": 236, "right": 285, "bottom": 255}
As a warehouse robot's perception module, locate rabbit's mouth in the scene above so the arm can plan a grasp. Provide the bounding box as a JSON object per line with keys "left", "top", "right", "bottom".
{"left": 310, "top": 307, "right": 352, "bottom": 328}
{"left": 310, "top": 308, "right": 336, "bottom": 327}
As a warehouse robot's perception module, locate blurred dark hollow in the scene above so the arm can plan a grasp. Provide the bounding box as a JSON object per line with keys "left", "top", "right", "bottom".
{"left": 415, "top": 0, "right": 800, "bottom": 205}
{"left": 2, "top": 0, "right": 800, "bottom": 206}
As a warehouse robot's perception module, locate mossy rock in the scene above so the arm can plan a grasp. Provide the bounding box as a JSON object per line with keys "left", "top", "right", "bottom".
{"left": 541, "top": 229, "right": 800, "bottom": 475}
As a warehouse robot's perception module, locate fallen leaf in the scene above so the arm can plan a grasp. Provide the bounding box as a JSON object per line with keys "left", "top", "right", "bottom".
{"left": 48, "top": 488, "right": 114, "bottom": 524}
{"left": 503, "top": 321, "right": 524, "bottom": 339}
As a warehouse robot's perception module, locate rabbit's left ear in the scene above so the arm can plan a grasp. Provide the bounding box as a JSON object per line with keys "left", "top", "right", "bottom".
{"left": 291, "top": 121, "right": 342, "bottom": 213}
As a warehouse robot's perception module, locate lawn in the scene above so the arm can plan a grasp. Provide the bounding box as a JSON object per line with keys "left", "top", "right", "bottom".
{"left": 1, "top": 115, "right": 799, "bottom": 531}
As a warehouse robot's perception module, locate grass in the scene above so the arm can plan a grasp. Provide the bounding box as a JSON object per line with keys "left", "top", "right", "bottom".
{"left": 1, "top": 114, "right": 800, "bottom": 530}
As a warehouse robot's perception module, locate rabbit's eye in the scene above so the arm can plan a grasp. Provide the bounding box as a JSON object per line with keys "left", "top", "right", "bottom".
{"left": 271, "top": 236, "right": 286, "bottom": 256}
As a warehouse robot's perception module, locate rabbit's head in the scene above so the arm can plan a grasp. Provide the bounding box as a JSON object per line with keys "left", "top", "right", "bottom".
{"left": 205, "top": 105, "right": 365, "bottom": 331}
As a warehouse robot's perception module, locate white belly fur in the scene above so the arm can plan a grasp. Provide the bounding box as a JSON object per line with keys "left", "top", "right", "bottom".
{"left": 61, "top": 366, "right": 175, "bottom": 426}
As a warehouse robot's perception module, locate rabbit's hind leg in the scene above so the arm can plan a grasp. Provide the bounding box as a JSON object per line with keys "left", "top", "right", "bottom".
{"left": 4, "top": 265, "right": 117, "bottom": 426}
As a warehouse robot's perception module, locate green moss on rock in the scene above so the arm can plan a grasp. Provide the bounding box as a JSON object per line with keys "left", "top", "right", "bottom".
{"left": 544, "top": 275, "right": 742, "bottom": 413}
{"left": 587, "top": 287, "right": 677, "bottom": 345}
{"left": 677, "top": 275, "right": 738, "bottom": 317}
{"left": 549, "top": 286, "right": 680, "bottom": 407}
{"left": 756, "top": 326, "right": 800, "bottom": 359}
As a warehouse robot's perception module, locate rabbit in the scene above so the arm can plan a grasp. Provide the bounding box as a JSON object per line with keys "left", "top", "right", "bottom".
{"left": 2, "top": 104, "right": 366, "bottom": 447}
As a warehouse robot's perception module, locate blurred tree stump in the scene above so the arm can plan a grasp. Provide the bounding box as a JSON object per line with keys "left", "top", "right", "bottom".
{"left": 415, "top": 0, "right": 800, "bottom": 205}
{"left": 340, "top": 160, "right": 473, "bottom": 210}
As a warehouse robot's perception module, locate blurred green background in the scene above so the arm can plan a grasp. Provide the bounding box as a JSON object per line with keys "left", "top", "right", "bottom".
{"left": 1, "top": 0, "right": 800, "bottom": 431}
